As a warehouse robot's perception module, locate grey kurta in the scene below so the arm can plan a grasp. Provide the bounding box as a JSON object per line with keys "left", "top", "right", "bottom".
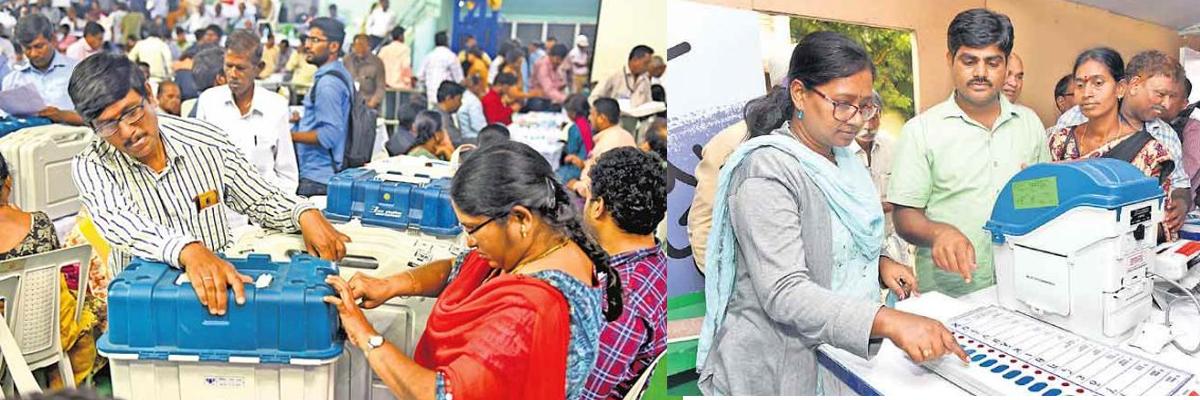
{"left": 698, "top": 137, "right": 883, "bottom": 395}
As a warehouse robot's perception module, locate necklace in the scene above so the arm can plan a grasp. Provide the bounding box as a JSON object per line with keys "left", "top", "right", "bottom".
{"left": 1118, "top": 110, "right": 1141, "bottom": 133}
{"left": 510, "top": 239, "right": 570, "bottom": 275}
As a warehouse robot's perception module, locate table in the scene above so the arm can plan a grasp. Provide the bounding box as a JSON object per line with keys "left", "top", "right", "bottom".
{"left": 815, "top": 287, "right": 1200, "bottom": 395}
{"left": 617, "top": 100, "right": 666, "bottom": 142}
{"left": 508, "top": 112, "right": 568, "bottom": 170}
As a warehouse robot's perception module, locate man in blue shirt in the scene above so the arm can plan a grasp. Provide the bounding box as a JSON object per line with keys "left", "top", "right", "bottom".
{"left": 521, "top": 43, "right": 537, "bottom": 93}
{"left": 291, "top": 17, "right": 351, "bottom": 196}
{"left": 3, "top": 14, "right": 83, "bottom": 125}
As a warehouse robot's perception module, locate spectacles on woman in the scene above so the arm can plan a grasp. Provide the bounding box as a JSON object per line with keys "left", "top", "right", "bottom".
{"left": 465, "top": 212, "right": 508, "bottom": 236}
{"left": 808, "top": 87, "right": 880, "bottom": 122}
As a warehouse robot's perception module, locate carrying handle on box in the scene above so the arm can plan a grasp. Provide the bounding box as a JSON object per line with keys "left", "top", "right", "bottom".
{"left": 175, "top": 273, "right": 275, "bottom": 289}
{"left": 285, "top": 250, "right": 379, "bottom": 270}
{"left": 377, "top": 171, "right": 433, "bottom": 185}
{"left": 50, "top": 129, "right": 86, "bottom": 144}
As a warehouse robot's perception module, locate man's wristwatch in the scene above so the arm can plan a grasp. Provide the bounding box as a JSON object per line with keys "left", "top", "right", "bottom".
{"left": 363, "top": 335, "right": 385, "bottom": 357}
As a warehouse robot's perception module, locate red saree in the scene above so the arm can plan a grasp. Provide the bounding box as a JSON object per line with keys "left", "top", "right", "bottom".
{"left": 413, "top": 251, "right": 573, "bottom": 399}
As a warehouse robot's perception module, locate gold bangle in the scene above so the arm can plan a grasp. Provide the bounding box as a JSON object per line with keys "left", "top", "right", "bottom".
{"left": 401, "top": 270, "right": 417, "bottom": 295}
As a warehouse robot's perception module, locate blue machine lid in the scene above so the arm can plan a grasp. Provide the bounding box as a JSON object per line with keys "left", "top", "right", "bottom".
{"left": 984, "top": 159, "right": 1163, "bottom": 242}
{"left": 97, "top": 254, "right": 343, "bottom": 363}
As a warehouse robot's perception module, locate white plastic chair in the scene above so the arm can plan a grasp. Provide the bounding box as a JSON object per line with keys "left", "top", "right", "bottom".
{"left": 0, "top": 245, "right": 92, "bottom": 396}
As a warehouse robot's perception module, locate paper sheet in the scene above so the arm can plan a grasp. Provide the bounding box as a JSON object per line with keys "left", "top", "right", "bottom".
{"left": 0, "top": 84, "right": 47, "bottom": 116}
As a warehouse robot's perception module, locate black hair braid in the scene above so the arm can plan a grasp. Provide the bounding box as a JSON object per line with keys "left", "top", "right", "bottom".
{"left": 542, "top": 178, "right": 624, "bottom": 321}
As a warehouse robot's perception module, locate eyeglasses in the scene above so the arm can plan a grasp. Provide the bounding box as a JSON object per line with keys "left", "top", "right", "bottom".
{"left": 306, "top": 36, "right": 330, "bottom": 45}
{"left": 464, "top": 213, "right": 506, "bottom": 236}
{"left": 91, "top": 99, "right": 148, "bottom": 138}
{"left": 809, "top": 87, "right": 880, "bottom": 122}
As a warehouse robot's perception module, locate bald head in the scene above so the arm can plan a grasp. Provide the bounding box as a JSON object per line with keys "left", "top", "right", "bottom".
{"left": 1003, "top": 53, "right": 1024, "bottom": 103}
{"left": 648, "top": 55, "right": 666, "bottom": 78}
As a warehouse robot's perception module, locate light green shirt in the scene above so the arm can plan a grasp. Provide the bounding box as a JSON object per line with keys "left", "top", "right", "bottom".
{"left": 887, "top": 93, "right": 1049, "bottom": 297}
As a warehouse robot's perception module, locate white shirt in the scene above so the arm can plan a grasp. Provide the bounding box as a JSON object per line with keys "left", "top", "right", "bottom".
{"left": 566, "top": 45, "right": 589, "bottom": 76}
{"left": 365, "top": 7, "right": 396, "bottom": 38}
{"left": 589, "top": 66, "right": 652, "bottom": 107}
{"left": 195, "top": 84, "right": 299, "bottom": 228}
{"left": 0, "top": 11, "right": 15, "bottom": 32}
{"left": 187, "top": 12, "right": 213, "bottom": 36}
{"left": 456, "top": 89, "right": 485, "bottom": 139}
{"left": 488, "top": 55, "right": 504, "bottom": 85}
{"left": 0, "top": 37, "right": 15, "bottom": 66}
{"left": 417, "top": 46, "right": 464, "bottom": 106}
{"left": 149, "top": 0, "right": 169, "bottom": 18}
{"left": 378, "top": 40, "right": 411, "bottom": 90}
{"left": 127, "top": 36, "right": 174, "bottom": 80}
{"left": 58, "top": 16, "right": 76, "bottom": 32}
{"left": 66, "top": 38, "right": 100, "bottom": 61}
{"left": 104, "top": 10, "right": 124, "bottom": 43}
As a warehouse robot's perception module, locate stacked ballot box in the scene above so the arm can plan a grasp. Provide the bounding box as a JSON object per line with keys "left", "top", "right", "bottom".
{"left": 0, "top": 124, "right": 93, "bottom": 220}
{"left": 98, "top": 254, "right": 343, "bottom": 400}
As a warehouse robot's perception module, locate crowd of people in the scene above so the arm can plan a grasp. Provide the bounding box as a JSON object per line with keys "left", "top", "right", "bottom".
{"left": 688, "top": 7, "right": 1200, "bottom": 396}
{"left": 0, "top": 1, "right": 670, "bottom": 399}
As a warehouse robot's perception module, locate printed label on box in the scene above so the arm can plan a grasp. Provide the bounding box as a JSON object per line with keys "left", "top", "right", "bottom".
{"left": 203, "top": 376, "right": 245, "bottom": 387}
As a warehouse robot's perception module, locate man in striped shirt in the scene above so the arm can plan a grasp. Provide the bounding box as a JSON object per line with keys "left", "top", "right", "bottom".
{"left": 68, "top": 53, "right": 350, "bottom": 316}
{"left": 580, "top": 147, "right": 668, "bottom": 399}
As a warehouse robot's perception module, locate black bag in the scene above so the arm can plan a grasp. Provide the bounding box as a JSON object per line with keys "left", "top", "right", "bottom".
{"left": 1101, "top": 130, "right": 1176, "bottom": 187}
{"left": 1099, "top": 130, "right": 1153, "bottom": 163}
{"left": 310, "top": 68, "right": 378, "bottom": 171}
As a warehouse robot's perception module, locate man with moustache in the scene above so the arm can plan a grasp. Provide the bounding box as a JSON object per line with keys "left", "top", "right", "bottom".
{"left": 888, "top": 9, "right": 1049, "bottom": 297}
{"left": 1051, "top": 50, "right": 1192, "bottom": 238}
{"left": 68, "top": 53, "right": 349, "bottom": 317}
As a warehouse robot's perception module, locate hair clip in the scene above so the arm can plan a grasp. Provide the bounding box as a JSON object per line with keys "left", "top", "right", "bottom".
{"left": 544, "top": 177, "right": 557, "bottom": 209}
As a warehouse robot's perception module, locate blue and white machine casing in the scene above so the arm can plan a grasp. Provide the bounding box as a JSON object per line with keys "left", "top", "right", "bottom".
{"left": 984, "top": 159, "right": 1163, "bottom": 343}
{"left": 98, "top": 254, "right": 344, "bottom": 400}
{"left": 324, "top": 156, "right": 462, "bottom": 237}
{"left": 227, "top": 220, "right": 463, "bottom": 400}
{"left": 234, "top": 155, "right": 464, "bottom": 400}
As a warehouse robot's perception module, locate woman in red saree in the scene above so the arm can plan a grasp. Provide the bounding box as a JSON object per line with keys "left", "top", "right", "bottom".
{"left": 324, "top": 141, "right": 625, "bottom": 399}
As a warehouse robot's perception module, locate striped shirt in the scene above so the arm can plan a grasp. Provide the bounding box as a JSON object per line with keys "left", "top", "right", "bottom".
{"left": 72, "top": 113, "right": 316, "bottom": 275}
{"left": 582, "top": 246, "right": 667, "bottom": 400}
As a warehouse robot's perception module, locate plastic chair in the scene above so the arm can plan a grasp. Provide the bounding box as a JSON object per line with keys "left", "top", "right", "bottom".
{"left": 624, "top": 351, "right": 666, "bottom": 400}
{"left": 0, "top": 245, "right": 92, "bottom": 396}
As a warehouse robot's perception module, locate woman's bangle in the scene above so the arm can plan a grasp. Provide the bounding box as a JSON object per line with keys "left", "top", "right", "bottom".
{"left": 398, "top": 270, "right": 417, "bottom": 296}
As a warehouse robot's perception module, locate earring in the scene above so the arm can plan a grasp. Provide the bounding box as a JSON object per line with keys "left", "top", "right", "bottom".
{"left": 796, "top": 109, "right": 805, "bottom": 120}
{"left": 521, "top": 226, "right": 528, "bottom": 238}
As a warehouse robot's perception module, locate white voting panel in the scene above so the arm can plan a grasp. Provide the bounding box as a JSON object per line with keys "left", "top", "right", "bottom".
{"left": 0, "top": 124, "right": 92, "bottom": 220}
{"left": 925, "top": 306, "right": 1198, "bottom": 396}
